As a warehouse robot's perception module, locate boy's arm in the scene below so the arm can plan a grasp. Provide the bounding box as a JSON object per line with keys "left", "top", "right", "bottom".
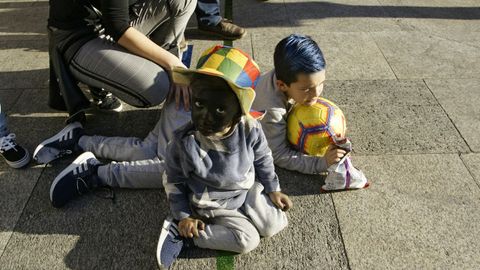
{"left": 251, "top": 122, "right": 281, "bottom": 193}
{"left": 164, "top": 140, "right": 192, "bottom": 221}
{"left": 252, "top": 123, "right": 293, "bottom": 211}
{"left": 262, "top": 108, "right": 328, "bottom": 174}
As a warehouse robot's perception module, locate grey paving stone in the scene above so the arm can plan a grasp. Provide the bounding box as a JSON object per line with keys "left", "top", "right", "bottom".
{"left": 371, "top": 31, "right": 480, "bottom": 79}
{"left": 344, "top": 104, "right": 468, "bottom": 154}
{"left": 236, "top": 168, "right": 348, "bottom": 269}
{"left": 322, "top": 80, "right": 469, "bottom": 154}
{"left": 425, "top": 30, "right": 480, "bottom": 50}
{"left": 425, "top": 79, "right": 480, "bottom": 152}
{"left": 0, "top": 164, "right": 41, "bottom": 257}
{"left": 461, "top": 153, "right": 480, "bottom": 188}
{"left": 378, "top": 0, "right": 480, "bottom": 34}
{"left": 0, "top": 39, "right": 49, "bottom": 89}
{"left": 0, "top": 164, "right": 163, "bottom": 269}
{"left": 233, "top": 0, "right": 290, "bottom": 29}
{"left": 283, "top": 0, "right": 403, "bottom": 32}
{"left": 4, "top": 88, "right": 74, "bottom": 152}
{"left": 0, "top": 162, "right": 218, "bottom": 269}
{"left": 0, "top": 1, "right": 48, "bottom": 40}
{"left": 333, "top": 154, "right": 480, "bottom": 270}
{"left": 5, "top": 88, "right": 162, "bottom": 146}
{"left": 250, "top": 28, "right": 396, "bottom": 80}
{"left": 0, "top": 89, "right": 23, "bottom": 113}
{"left": 323, "top": 80, "right": 438, "bottom": 106}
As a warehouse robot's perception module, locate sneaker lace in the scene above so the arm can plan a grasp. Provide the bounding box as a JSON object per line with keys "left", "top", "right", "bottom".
{"left": 94, "top": 186, "right": 116, "bottom": 203}
{"left": 0, "top": 133, "right": 17, "bottom": 153}
{"left": 76, "top": 176, "right": 116, "bottom": 203}
{"left": 55, "top": 149, "right": 73, "bottom": 159}
{"left": 76, "top": 177, "right": 90, "bottom": 195}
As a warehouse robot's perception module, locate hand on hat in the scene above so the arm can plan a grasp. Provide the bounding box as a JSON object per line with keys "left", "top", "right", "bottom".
{"left": 168, "top": 82, "right": 192, "bottom": 111}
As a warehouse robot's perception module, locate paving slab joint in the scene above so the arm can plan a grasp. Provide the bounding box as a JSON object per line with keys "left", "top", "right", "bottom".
{"left": 422, "top": 79, "right": 473, "bottom": 153}
{"left": 459, "top": 154, "right": 480, "bottom": 191}
{"left": 329, "top": 193, "right": 352, "bottom": 270}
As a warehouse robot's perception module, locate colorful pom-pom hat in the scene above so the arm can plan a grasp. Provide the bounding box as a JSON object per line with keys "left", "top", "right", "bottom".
{"left": 171, "top": 45, "right": 262, "bottom": 118}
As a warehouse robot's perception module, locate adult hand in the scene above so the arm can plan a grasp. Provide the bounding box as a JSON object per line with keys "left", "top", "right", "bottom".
{"left": 179, "top": 217, "right": 205, "bottom": 238}
{"left": 325, "top": 144, "right": 348, "bottom": 167}
{"left": 268, "top": 191, "right": 293, "bottom": 211}
{"left": 168, "top": 83, "right": 191, "bottom": 111}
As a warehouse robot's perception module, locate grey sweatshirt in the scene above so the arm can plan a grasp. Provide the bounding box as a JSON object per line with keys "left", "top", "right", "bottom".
{"left": 252, "top": 69, "right": 328, "bottom": 174}
{"left": 164, "top": 117, "right": 281, "bottom": 221}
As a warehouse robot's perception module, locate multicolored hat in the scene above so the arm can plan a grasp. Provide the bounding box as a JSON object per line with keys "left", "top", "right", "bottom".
{"left": 171, "top": 45, "right": 261, "bottom": 118}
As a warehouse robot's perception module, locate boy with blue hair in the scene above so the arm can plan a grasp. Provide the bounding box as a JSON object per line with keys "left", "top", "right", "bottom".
{"left": 252, "top": 34, "right": 369, "bottom": 191}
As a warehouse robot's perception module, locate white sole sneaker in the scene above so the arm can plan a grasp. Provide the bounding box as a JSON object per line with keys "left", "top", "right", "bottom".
{"left": 33, "top": 122, "right": 83, "bottom": 163}
{"left": 4, "top": 149, "right": 30, "bottom": 169}
{"left": 156, "top": 217, "right": 174, "bottom": 269}
{"left": 49, "top": 151, "right": 95, "bottom": 202}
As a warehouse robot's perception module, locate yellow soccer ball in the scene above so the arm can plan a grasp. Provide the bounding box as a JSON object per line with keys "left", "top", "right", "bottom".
{"left": 287, "top": 98, "right": 346, "bottom": 156}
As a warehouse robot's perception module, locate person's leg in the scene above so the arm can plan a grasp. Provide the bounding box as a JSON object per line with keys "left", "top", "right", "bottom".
{"left": 195, "top": 0, "right": 221, "bottom": 27}
{"left": 243, "top": 182, "right": 288, "bottom": 237}
{"left": 78, "top": 133, "right": 158, "bottom": 162}
{"left": 131, "top": 0, "right": 196, "bottom": 57}
{"left": 157, "top": 209, "right": 259, "bottom": 268}
{"left": 0, "top": 103, "right": 30, "bottom": 169}
{"left": 97, "top": 158, "right": 165, "bottom": 188}
{"left": 0, "top": 104, "right": 8, "bottom": 137}
{"left": 69, "top": 37, "right": 170, "bottom": 108}
{"left": 69, "top": 0, "right": 196, "bottom": 107}
{"left": 193, "top": 209, "right": 260, "bottom": 253}
{"left": 195, "top": 0, "right": 246, "bottom": 40}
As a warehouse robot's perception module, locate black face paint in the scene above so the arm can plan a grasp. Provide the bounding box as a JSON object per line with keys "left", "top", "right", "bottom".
{"left": 191, "top": 86, "right": 241, "bottom": 136}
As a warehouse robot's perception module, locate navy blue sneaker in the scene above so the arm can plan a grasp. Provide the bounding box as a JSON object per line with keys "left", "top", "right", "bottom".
{"left": 33, "top": 121, "right": 84, "bottom": 164}
{"left": 156, "top": 217, "right": 185, "bottom": 269}
{"left": 0, "top": 133, "right": 30, "bottom": 169}
{"left": 50, "top": 152, "right": 101, "bottom": 208}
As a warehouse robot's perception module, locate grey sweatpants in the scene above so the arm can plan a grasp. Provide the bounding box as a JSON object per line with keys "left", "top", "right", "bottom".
{"left": 69, "top": 0, "right": 196, "bottom": 107}
{"left": 193, "top": 182, "right": 288, "bottom": 253}
{"left": 78, "top": 100, "right": 191, "bottom": 188}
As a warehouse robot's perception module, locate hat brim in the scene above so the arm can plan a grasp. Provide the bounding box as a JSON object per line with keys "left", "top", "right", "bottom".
{"left": 172, "top": 67, "right": 261, "bottom": 119}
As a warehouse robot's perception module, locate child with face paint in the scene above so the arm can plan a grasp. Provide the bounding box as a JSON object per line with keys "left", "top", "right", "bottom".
{"left": 157, "top": 46, "right": 292, "bottom": 269}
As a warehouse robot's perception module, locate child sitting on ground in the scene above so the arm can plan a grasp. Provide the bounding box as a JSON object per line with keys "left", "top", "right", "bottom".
{"left": 156, "top": 47, "right": 292, "bottom": 268}
{"left": 252, "top": 34, "right": 368, "bottom": 191}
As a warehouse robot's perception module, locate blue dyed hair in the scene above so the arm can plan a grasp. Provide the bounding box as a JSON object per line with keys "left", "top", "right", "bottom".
{"left": 274, "top": 34, "right": 326, "bottom": 85}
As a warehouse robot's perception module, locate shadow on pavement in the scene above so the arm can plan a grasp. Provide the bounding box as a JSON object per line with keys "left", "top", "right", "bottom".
{"left": 1, "top": 107, "right": 218, "bottom": 269}
{"left": 235, "top": 0, "right": 480, "bottom": 28}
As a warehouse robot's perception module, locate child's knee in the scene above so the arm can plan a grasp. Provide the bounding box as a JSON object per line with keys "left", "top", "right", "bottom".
{"left": 233, "top": 230, "right": 260, "bottom": 254}
{"left": 258, "top": 213, "right": 288, "bottom": 238}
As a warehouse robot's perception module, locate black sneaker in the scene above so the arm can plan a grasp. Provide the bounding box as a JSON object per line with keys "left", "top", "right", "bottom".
{"left": 50, "top": 152, "right": 101, "bottom": 208}
{"left": 156, "top": 217, "right": 185, "bottom": 269}
{"left": 0, "top": 133, "right": 30, "bottom": 169}
{"left": 90, "top": 88, "right": 123, "bottom": 113}
{"left": 33, "top": 121, "right": 84, "bottom": 164}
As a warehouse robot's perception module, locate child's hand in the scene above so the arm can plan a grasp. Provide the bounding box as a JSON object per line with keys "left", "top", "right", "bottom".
{"left": 325, "top": 144, "right": 348, "bottom": 167}
{"left": 179, "top": 217, "right": 205, "bottom": 238}
{"left": 268, "top": 191, "right": 293, "bottom": 211}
